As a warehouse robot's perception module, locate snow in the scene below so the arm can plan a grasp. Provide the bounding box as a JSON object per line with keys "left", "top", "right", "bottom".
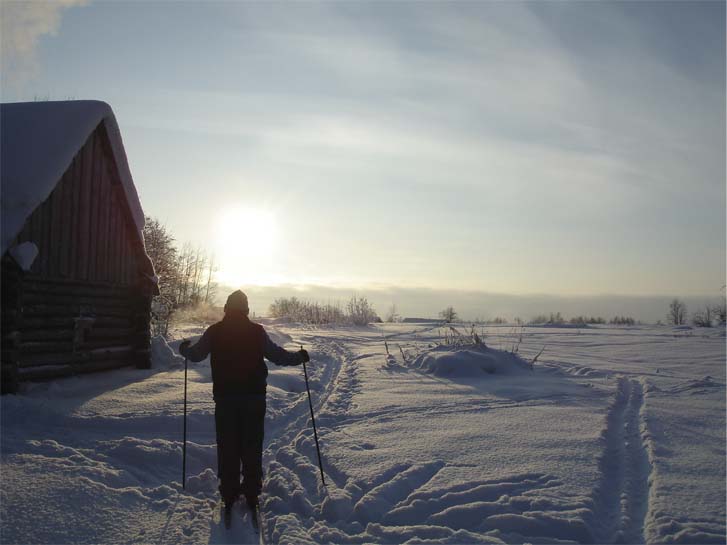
{"left": 1, "top": 323, "right": 724, "bottom": 544}
{"left": 7, "top": 241, "right": 38, "bottom": 271}
{"left": 412, "top": 346, "right": 531, "bottom": 377}
{"left": 0, "top": 101, "right": 148, "bottom": 258}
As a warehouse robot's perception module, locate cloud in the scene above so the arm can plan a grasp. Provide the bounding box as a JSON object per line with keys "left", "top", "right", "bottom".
{"left": 1, "top": 0, "right": 87, "bottom": 90}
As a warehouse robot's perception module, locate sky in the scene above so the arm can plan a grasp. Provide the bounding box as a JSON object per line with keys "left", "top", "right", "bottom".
{"left": 1, "top": 1, "right": 725, "bottom": 319}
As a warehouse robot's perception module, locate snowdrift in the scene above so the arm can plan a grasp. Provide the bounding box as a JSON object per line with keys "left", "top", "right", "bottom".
{"left": 150, "top": 336, "right": 185, "bottom": 369}
{"left": 413, "top": 345, "right": 531, "bottom": 378}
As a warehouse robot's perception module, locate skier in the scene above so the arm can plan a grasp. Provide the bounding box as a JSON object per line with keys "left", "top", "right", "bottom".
{"left": 179, "top": 290, "right": 309, "bottom": 515}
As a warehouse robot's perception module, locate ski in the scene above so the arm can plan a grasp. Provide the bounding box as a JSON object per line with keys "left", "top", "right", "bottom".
{"left": 248, "top": 502, "right": 266, "bottom": 545}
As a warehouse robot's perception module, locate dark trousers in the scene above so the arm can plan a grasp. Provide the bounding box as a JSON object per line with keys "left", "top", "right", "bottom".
{"left": 214, "top": 396, "right": 266, "bottom": 505}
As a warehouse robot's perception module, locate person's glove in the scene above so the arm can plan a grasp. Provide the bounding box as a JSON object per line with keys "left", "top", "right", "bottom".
{"left": 179, "top": 340, "right": 191, "bottom": 356}
{"left": 298, "top": 349, "right": 310, "bottom": 363}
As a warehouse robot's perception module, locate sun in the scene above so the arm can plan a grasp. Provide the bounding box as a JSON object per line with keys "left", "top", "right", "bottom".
{"left": 215, "top": 207, "right": 277, "bottom": 286}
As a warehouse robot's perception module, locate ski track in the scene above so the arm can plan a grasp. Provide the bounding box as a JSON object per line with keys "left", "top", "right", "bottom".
{"left": 591, "top": 377, "right": 653, "bottom": 544}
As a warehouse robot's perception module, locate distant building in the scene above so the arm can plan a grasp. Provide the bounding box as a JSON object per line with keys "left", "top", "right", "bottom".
{"left": 1, "top": 101, "right": 158, "bottom": 393}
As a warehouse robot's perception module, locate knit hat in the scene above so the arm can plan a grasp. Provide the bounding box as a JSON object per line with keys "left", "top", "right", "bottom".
{"left": 225, "top": 290, "right": 249, "bottom": 313}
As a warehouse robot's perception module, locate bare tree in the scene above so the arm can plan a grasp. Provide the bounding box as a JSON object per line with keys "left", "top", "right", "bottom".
{"left": 692, "top": 305, "right": 714, "bottom": 327}
{"left": 204, "top": 254, "right": 218, "bottom": 304}
{"left": 142, "top": 216, "right": 177, "bottom": 299}
{"left": 667, "top": 298, "right": 687, "bottom": 325}
{"left": 439, "top": 306, "right": 458, "bottom": 323}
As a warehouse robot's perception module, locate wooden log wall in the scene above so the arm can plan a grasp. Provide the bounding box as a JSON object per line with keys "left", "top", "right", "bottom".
{"left": 2, "top": 122, "right": 153, "bottom": 392}
{"left": 13, "top": 123, "right": 140, "bottom": 285}
{"left": 6, "top": 276, "right": 152, "bottom": 385}
{"left": 1, "top": 258, "right": 23, "bottom": 393}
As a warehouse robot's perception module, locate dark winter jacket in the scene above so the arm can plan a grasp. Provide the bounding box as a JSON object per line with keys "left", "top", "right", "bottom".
{"left": 180, "top": 313, "right": 303, "bottom": 400}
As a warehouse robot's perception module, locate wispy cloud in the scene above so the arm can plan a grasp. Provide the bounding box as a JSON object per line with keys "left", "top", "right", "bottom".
{"left": 112, "top": 1, "right": 722, "bottom": 294}
{"left": 1, "top": 0, "right": 87, "bottom": 91}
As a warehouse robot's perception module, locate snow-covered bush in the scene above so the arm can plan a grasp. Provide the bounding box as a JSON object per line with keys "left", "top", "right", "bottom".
{"left": 347, "top": 296, "right": 379, "bottom": 325}
{"left": 414, "top": 345, "right": 530, "bottom": 377}
{"left": 269, "top": 297, "right": 346, "bottom": 324}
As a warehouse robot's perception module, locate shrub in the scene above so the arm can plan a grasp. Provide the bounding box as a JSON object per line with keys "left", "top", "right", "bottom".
{"left": 348, "top": 296, "right": 379, "bottom": 325}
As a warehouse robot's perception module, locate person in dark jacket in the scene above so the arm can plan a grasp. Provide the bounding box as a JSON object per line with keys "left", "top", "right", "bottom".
{"left": 179, "top": 290, "right": 309, "bottom": 510}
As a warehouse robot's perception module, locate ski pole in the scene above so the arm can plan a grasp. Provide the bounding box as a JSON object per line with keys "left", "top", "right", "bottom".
{"left": 182, "top": 352, "right": 188, "bottom": 490}
{"left": 302, "top": 345, "right": 325, "bottom": 487}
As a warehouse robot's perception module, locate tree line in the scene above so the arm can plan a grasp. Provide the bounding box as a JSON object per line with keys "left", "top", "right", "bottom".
{"left": 268, "top": 296, "right": 380, "bottom": 325}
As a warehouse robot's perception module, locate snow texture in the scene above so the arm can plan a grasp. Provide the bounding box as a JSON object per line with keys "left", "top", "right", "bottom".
{"left": 0, "top": 101, "right": 147, "bottom": 256}
{"left": 7, "top": 241, "right": 38, "bottom": 271}
{"left": 412, "top": 346, "right": 531, "bottom": 377}
{"left": 1, "top": 323, "right": 724, "bottom": 544}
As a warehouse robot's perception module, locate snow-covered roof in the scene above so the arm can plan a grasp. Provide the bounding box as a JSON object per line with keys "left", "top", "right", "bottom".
{"left": 0, "top": 100, "right": 147, "bottom": 256}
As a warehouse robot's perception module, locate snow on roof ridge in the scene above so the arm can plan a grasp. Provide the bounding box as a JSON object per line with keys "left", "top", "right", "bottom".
{"left": 1, "top": 100, "right": 148, "bottom": 260}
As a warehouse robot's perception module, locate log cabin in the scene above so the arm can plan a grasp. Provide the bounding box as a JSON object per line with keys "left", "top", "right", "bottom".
{"left": 1, "top": 101, "right": 159, "bottom": 393}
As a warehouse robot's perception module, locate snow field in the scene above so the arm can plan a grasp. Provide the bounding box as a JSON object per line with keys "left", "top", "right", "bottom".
{"left": 1, "top": 324, "right": 724, "bottom": 544}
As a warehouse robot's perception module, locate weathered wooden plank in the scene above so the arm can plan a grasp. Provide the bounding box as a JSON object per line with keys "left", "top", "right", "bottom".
{"left": 29, "top": 208, "right": 42, "bottom": 273}
{"left": 97, "top": 161, "right": 111, "bottom": 281}
{"left": 122, "top": 235, "right": 129, "bottom": 285}
{"left": 37, "top": 196, "right": 50, "bottom": 276}
{"left": 21, "top": 316, "right": 133, "bottom": 330}
{"left": 20, "top": 341, "right": 75, "bottom": 354}
{"left": 20, "top": 335, "right": 146, "bottom": 354}
{"left": 88, "top": 136, "right": 101, "bottom": 281}
{"left": 78, "top": 132, "right": 94, "bottom": 280}
{"left": 84, "top": 327, "right": 136, "bottom": 340}
{"left": 57, "top": 171, "right": 68, "bottom": 276}
{"left": 109, "top": 189, "right": 118, "bottom": 284}
{"left": 23, "top": 290, "right": 139, "bottom": 309}
{"left": 59, "top": 163, "right": 73, "bottom": 277}
{"left": 22, "top": 291, "right": 140, "bottom": 308}
{"left": 22, "top": 275, "right": 137, "bottom": 294}
{"left": 21, "top": 329, "right": 75, "bottom": 342}
{"left": 69, "top": 152, "right": 82, "bottom": 279}
{"left": 114, "top": 194, "right": 123, "bottom": 284}
{"left": 19, "top": 346, "right": 135, "bottom": 368}
{"left": 50, "top": 172, "right": 64, "bottom": 276}
{"left": 21, "top": 304, "right": 135, "bottom": 319}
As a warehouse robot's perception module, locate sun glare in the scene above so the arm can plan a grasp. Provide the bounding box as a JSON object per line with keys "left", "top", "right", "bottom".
{"left": 215, "top": 207, "right": 277, "bottom": 286}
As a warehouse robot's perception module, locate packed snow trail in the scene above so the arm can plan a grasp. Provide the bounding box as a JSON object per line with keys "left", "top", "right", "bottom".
{"left": 1, "top": 323, "right": 725, "bottom": 544}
